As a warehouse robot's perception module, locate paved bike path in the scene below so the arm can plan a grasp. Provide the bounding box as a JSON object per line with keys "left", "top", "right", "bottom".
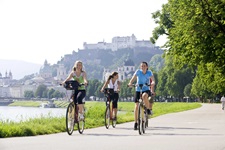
{"left": 1, "top": 104, "right": 225, "bottom": 150}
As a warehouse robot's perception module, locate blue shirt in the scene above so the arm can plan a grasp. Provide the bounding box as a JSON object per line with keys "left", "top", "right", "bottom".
{"left": 135, "top": 69, "right": 153, "bottom": 92}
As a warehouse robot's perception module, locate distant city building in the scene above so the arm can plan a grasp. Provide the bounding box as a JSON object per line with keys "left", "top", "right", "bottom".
{"left": 83, "top": 34, "right": 156, "bottom": 51}
{"left": 0, "top": 70, "right": 13, "bottom": 97}
{"left": 103, "top": 59, "right": 135, "bottom": 82}
{"left": 39, "top": 60, "right": 53, "bottom": 79}
{"left": 0, "top": 34, "right": 162, "bottom": 98}
{"left": 0, "top": 70, "right": 13, "bottom": 86}
{"left": 56, "top": 64, "right": 68, "bottom": 81}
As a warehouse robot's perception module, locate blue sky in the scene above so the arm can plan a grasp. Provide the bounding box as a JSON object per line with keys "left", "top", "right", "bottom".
{"left": 0, "top": 0, "right": 167, "bottom": 65}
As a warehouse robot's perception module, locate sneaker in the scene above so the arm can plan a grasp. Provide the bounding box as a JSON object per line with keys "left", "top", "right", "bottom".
{"left": 134, "top": 122, "right": 138, "bottom": 130}
{"left": 79, "top": 113, "right": 84, "bottom": 121}
{"left": 147, "top": 109, "right": 152, "bottom": 115}
{"left": 113, "top": 116, "right": 117, "bottom": 121}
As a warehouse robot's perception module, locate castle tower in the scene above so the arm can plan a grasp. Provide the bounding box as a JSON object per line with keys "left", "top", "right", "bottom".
{"left": 8, "top": 70, "right": 13, "bottom": 79}
{"left": 5, "top": 71, "right": 8, "bottom": 78}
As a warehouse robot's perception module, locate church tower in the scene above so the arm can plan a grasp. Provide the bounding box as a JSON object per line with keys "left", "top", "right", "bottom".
{"left": 57, "top": 64, "right": 67, "bottom": 81}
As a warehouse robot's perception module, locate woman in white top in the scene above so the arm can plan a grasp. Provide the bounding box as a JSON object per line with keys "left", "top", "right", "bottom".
{"left": 101, "top": 72, "right": 120, "bottom": 120}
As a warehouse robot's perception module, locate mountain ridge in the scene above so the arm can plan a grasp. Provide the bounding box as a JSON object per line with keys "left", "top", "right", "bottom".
{"left": 0, "top": 59, "right": 42, "bottom": 80}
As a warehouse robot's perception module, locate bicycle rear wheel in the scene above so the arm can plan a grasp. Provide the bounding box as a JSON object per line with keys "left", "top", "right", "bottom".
{"left": 137, "top": 102, "right": 143, "bottom": 135}
{"left": 66, "top": 102, "right": 75, "bottom": 135}
{"left": 105, "top": 105, "right": 110, "bottom": 129}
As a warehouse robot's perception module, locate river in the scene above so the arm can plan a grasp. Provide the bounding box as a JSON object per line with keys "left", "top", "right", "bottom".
{"left": 0, "top": 106, "right": 66, "bottom": 122}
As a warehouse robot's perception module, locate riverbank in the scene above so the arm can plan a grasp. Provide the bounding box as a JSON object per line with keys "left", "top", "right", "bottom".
{"left": 0, "top": 102, "right": 202, "bottom": 138}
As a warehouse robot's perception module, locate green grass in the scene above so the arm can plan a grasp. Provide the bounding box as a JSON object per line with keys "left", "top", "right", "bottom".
{"left": 1, "top": 101, "right": 201, "bottom": 138}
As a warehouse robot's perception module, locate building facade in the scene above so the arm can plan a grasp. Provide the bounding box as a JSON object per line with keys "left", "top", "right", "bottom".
{"left": 82, "top": 34, "right": 156, "bottom": 51}
{"left": 102, "top": 59, "right": 135, "bottom": 82}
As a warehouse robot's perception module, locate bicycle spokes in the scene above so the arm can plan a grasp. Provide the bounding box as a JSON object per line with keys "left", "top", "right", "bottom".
{"left": 105, "top": 106, "right": 110, "bottom": 129}
{"left": 66, "top": 103, "right": 75, "bottom": 135}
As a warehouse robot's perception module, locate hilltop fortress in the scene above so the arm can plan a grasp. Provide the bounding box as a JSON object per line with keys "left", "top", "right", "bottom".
{"left": 0, "top": 34, "right": 163, "bottom": 98}
{"left": 83, "top": 34, "right": 157, "bottom": 51}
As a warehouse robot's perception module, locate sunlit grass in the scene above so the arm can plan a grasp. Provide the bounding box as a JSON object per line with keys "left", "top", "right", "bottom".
{"left": 1, "top": 101, "right": 201, "bottom": 138}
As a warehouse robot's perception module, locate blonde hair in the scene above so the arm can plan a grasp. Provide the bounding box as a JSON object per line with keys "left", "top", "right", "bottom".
{"left": 73, "top": 60, "right": 83, "bottom": 72}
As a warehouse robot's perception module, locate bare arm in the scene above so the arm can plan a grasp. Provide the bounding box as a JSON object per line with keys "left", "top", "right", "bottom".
{"left": 117, "top": 80, "right": 121, "bottom": 92}
{"left": 128, "top": 74, "right": 137, "bottom": 86}
{"left": 82, "top": 71, "right": 88, "bottom": 86}
{"left": 62, "top": 71, "right": 73, "bottom": 84}
{"left": 101, "top": 80, "right": 109, "bottom": 92}
{"left": 150, "top": 75, "right": 155, "bottom": 95}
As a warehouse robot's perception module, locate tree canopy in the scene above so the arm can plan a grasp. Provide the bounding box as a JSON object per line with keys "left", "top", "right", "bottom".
{"left": 151, "top": 0, "right": 225, "bottom": 96}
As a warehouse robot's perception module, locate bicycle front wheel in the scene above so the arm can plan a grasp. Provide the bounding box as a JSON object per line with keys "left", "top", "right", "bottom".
{"left": 66, "top": 103, "right": 75, "bottom": 135}
{"left": 105, "top": 105, "right": 110, "bottom": 129}
{"left": 77, "top": 113, "right": 85, "bottom": 134}
{"left": 145, "top": 108, "right": 149, "bottom": 128}
{"left": 137, "top": 102, "right": 143, "bottom": 135}
{"left": 112, "top": 118, "right": 116, "bottom": 128}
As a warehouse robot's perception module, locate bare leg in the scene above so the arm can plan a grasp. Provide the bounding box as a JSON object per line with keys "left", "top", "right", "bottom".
{"left": 142, "top": 93, "right": 150, "bottom": 109}
{"left": 78, "top": 104, "right": 84, "bottom": 114}
{"left": 134, "top": 103, "right": 138, "bottom": 122}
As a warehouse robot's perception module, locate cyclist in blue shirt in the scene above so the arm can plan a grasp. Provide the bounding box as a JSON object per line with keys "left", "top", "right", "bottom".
{"left": 128, "top": 61, "right": 155, "bottom": 130}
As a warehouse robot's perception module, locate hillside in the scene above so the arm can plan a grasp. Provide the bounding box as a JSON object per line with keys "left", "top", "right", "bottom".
{"left": 0, "top": 59, "right": 42, "bottom": 80}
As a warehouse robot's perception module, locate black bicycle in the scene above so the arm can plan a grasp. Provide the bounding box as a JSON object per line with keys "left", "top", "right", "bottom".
{"left": 103, "top": 88, "right": 117, "bottom": 129}
{"left": 61, "top": 80, "right": 86, "bottom": 135}
{"left": 131, "top": 83, "right": 150, "bottom": 135}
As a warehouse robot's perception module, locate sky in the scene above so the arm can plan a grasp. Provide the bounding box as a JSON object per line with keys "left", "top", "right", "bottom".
{"left": 0, "top": 0, "right": 168, "bottom": 65}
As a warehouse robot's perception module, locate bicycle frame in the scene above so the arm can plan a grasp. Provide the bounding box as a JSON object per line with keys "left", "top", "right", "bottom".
{"left": 61, "top": 81, "right": 86, "bottom": 135}
{"left": 103, "top": 88, "right": 116, "bottom": 129}
{"left": 132, "top": 83, "right": 150, "bottom": 135}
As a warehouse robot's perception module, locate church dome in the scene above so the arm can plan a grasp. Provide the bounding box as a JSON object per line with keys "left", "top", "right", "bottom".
{"left": 124, "top": 59, "right": 135, "bottom": 66}
{"left": 31, "top": 76, "right": 45, "bottom": 83}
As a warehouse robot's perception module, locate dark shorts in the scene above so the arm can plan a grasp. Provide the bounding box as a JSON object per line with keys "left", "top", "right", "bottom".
{"left": 134, "top": 90, "right": 151, "bottom": 103}
{"left": 107, "top": 92, "right": 119, "bottom": 109}
{"left": 73, "top": 90, "right": 86, "bottom": 104}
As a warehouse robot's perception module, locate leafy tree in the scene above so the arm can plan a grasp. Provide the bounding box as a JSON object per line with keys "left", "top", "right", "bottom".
{"left": 52, "top": 90, "right": 63, "bottom": 98}
{"left": 86, "top": 79, "right": 102, "bottom": 98}
{"left": 35, "top": 84, "right": 47, "bottom": 98}
{"left": 48, "top": 88, "right": 55, "bottom": 99}
{"left": 24, "top": 90, "right": 34, "bottom": 98}
{"left": 184, "top": 84, "right": 192, "bottom": 97}
{"left": 149, "top": 54, "right": 165, "bottom": 72}
{"left": 151, "top": 0, "right": 225, "bottom": 98}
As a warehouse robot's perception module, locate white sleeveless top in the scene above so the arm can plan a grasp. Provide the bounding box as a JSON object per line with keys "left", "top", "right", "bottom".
{"left": 108, "top": 79, "right": 118, "bottom": 92}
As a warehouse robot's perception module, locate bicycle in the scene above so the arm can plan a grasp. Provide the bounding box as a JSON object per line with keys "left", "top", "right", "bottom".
{"left": 130, "top": 83, "right": 151, "bottom": 135}
{"left": 103, "top": 88, "right": 117, "bottom": 129}
{"left": 61, "top": 80, "right": 86, "bottom": 135}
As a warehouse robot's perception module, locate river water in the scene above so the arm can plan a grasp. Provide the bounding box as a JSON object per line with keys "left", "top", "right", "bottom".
{"left": 0, "top": 106, "right": 66, "bottom": 122}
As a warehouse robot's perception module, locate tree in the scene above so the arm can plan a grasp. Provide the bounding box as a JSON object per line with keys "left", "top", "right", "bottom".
{"left": 184, "top": 84, "right": 192, "bottom": 97}
{"left": 35, "top": 84, "right": 47, "bottom": 98}
{"left": 149, "top": 54, "right": 165, "bottom": 72}
{"left": 151, "top": 0, "right": 225, "bottom": 97}
{"left": 48, "top": 88, "right": 55, "bottom": 99}
{"left": 24, "top": 90, "right": 34, "bottom": 98}
{"left": 156, "top": 55, "right": 194, "bottom": 101}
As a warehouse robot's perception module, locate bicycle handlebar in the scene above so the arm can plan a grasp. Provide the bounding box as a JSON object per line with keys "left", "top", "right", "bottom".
{"left": 60, "top": 81, "right": 88, "bottom": 90}
{"left": 127, "top": 83, "right": 151, "bottom": 88}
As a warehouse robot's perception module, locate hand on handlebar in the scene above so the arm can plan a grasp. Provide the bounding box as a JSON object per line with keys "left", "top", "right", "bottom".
{"left": 151, "top": 91, "right": 156, "bottom": 96}
{"left": 127, "top": 83, "right": 133, "bottom": 88}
